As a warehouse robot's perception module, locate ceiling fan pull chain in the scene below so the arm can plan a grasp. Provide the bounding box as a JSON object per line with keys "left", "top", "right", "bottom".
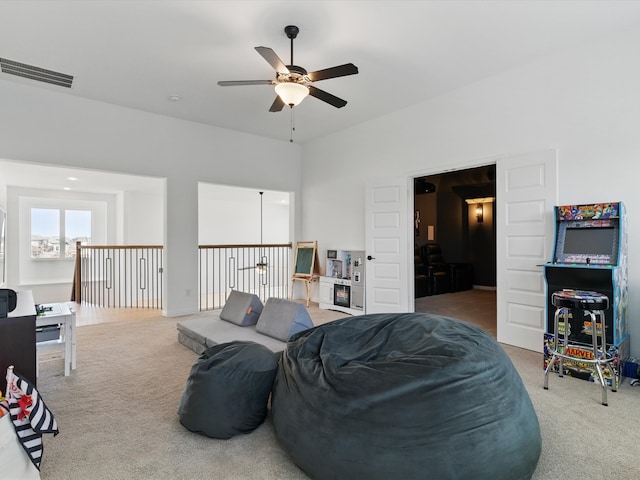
{"left": 290, "top": 108, "right": 294, "bottom": 143}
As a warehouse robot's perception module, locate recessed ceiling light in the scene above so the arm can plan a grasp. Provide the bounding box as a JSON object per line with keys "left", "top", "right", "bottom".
{"left": 168, "top": 95, "right": 182, "bottom": 102}
{"left": 67, "top": 177, "right": 78, "bottom": 181}
{"left": 63, "top": 187, "right": 71, "bottom": 191}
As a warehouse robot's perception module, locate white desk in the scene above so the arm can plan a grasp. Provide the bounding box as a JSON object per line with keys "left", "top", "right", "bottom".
{"left": 36, "top": 302, "right": 76, "bottom": 376}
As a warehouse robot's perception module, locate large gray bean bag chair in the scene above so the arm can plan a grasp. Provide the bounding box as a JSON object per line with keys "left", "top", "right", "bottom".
{"left": 271, "top": 313, "right": 541, "bottom": 480}
{"left": 178, "top": 341, "right": 278, "bottom": 439}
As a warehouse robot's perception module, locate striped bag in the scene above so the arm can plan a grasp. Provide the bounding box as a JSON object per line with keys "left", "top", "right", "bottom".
{"left": 3, "top": 367, "right": 59, "bottom": 471}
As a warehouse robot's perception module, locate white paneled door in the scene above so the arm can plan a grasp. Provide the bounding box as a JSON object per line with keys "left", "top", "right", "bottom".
{"left": 365, "top": 177, "right": 412, "bottom": 314}
{"left": 496, "top": 150, "right": 558, "bottom": 352}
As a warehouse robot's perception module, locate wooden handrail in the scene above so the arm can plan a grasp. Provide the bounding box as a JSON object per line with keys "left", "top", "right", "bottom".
{"left": 198, "top": 243, "right": 292, "bottom": 249}
{"left": 77, "top": 245, "right": 163, "bottom": 250}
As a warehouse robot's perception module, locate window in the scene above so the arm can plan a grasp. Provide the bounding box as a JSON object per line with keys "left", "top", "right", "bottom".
{"left": 30, "top": 207, "right": 92, "bottom": 259}
{"left": 65, "top": 209, "right": 92, "bottom": 257}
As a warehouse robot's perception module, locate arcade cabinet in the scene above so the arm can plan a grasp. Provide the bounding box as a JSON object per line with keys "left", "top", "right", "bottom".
{"left": 543, "top": 202, "right": 628, "bottom": 387}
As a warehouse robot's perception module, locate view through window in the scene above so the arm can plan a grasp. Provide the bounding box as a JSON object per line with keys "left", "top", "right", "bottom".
{"left": 31, "top": 207, "right": 92, "bottom": 259}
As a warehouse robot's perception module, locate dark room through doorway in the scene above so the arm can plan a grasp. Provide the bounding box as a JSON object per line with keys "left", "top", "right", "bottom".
{"left": 413, "top": 164, "right": 497, "bottom": 336}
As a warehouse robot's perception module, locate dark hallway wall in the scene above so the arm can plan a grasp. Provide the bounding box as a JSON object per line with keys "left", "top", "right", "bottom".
{"left": 467, "top": 201, "right": 496, "bottom": 286}
{"left": 437, "top": 190, "right": 468, "bottom": 264}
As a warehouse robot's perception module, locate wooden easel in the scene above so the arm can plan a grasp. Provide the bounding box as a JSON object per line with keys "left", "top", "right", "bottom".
{"left": 291, "top": 241, "right": 320, "bottom": 307}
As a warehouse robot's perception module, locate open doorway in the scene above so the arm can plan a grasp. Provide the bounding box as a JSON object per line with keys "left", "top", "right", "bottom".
{"left": 0, "top": 159, "right": 165, "bottom": 306}
{"left": 413, "top": 164, "right": 497, "bottom": 336}
{"left": 197, "top": 183, "right": 293, "bottom": 309}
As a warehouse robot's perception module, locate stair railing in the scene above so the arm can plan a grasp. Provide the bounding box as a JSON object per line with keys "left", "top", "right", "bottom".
{"left": 198, "top": 243, "right": 292, "bottom": 311}
{"left": 72, "top": 241, "right": 163, "bottom": 308}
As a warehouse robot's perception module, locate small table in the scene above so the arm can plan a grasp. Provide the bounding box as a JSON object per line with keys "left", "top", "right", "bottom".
{"left": 36, "top": 302, "right": 76, "bottom": 376}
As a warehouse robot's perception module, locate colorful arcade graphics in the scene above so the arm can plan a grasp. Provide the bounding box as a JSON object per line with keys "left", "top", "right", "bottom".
{"left": 543, "top": 202, "right": 628, "bottom": 388}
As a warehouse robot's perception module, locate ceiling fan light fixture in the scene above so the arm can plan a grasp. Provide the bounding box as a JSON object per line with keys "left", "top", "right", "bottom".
{"left": 275, "top": 82, "right": 309, "bottom": 107}
{"left": 256, "top": 261, "right": 268, "bottom": 275}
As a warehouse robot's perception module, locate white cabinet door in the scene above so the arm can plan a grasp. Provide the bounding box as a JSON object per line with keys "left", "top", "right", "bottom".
{"left": 318, "top": 277, "right": 334, "bottom": 308}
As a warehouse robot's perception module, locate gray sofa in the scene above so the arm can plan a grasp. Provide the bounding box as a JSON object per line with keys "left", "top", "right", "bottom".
{"left": 177, "top": 291, "right": 314, "bottom": 354}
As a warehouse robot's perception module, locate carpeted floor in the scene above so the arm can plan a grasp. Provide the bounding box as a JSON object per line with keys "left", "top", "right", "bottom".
{"left": 415, "top": 288, "right": 497, "bottom": 337}
{"left": 37, "top": 316, "right": 309, "bottom": 480}
{"left": 35, "top": 307, "right": 640, "bottom": 480}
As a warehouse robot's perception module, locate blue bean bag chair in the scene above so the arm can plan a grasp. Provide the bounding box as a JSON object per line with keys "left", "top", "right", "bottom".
{"left": 178, "top": 341, "right": 278, "bottom": 439}
{"left": 271, "top": 313, "right": 541, "bottom": 480}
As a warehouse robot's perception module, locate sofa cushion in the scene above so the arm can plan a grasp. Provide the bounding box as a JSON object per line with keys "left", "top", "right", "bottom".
{"left": 255, "top": 297, "right": 315, "bottom": 341}
{"left": 219, "top": 290, "right": 263, "bottom": 326}
{"left": 178, "top": 341, "right": 279, "bottom": 439}
{"left": 177, "top": 314, "right": 286, "bottom": 353}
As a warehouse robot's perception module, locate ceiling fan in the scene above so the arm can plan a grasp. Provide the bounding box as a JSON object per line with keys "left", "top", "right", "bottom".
{"left": 218, "top": 25, "right": 359, "bottom": 112}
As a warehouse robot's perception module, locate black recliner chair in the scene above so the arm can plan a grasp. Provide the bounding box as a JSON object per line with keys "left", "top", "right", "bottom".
{"left": 420, "top": 244, "right": 451, "bottom": 296}
{"left": 414, "top": 247, "right": 429, "bottom": 298}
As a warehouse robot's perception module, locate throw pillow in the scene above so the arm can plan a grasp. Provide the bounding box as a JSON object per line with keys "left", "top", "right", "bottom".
{"left": 219, "top": 290, "right": 263, "bottom": 326}
{"left": 255, "top": 297, "right": 314, "bottom": 341}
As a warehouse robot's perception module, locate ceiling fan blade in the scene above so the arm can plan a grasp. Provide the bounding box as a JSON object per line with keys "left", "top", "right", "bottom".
{"left": 217, "top": 80, "right": 274, "bottom": 86}
{"left": 269, "top": 95, "right": 285, "bottom": 112}
{"left": 308, "top": 85, "right": 347, "bottom": 108}
{"left": 255, "top": 46, "right": 290, "bottom": 74}
{"left": 239, "top": 262, "right": 269, "bottom": 271}
{"left": 308, "top": 63, "right": 358, "bottom": 82}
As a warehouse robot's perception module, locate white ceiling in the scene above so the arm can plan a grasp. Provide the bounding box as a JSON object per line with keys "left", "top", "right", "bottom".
{"left": 2, "top": 0, "right": 640, "bottom": 146}
{"left": 0, "top": 159, "right": 165, "bottom": 194}
{"left": 2, "top": 1, "right": 640, "bottom": 192}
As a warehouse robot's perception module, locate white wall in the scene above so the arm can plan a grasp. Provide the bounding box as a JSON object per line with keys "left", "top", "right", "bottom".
{"left": 0, "top": 174, "right": 6, "bottom": 208}
{"left": 0, "top": 81, "right": 302, "bottom": 315}
{"left": 122, "top": 189, "right": 165, "bottom": 245}
{"left": 198, "top": 184, "right": 290, "bottom": 245}
{"left": 302, "top": 26, "right": 640, "bottom": 357}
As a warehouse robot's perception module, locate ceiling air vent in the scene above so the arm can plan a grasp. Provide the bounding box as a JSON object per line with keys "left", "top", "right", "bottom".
{"left": 0, "top": 57, "right": 73, "bottom": 88}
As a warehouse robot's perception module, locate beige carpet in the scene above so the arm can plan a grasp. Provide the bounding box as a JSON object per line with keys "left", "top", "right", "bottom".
{"left": 35, "top": 310, "right": 640, "bottom": 480}
{"left": 415, "top": 288, "right": 497, "bottom": 337}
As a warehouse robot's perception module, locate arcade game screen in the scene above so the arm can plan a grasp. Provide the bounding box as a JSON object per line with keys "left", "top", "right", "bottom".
{"left": 562, "top": 227, "right": 615, "bottom": 256}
